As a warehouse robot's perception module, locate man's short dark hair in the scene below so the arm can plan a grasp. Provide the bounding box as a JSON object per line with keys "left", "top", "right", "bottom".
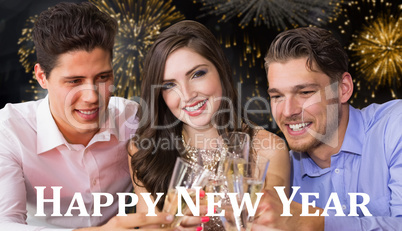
{"left": 265, "top": 27, "right": 349, "bottom": 82}
{"left": 32, "top": 2, "right": 118, "bottom": 77}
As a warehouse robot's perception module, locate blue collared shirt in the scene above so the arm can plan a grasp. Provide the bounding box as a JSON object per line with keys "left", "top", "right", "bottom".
{"left": 291, "top": 100, "right": 402, "bottom": 230}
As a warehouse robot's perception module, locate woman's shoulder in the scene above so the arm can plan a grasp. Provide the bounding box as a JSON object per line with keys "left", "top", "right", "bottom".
{"left": 251, "top": 127, "right": 287, "bottom": 153}
{"left": 252, "top": 127, "right": 285, "bottom": 144}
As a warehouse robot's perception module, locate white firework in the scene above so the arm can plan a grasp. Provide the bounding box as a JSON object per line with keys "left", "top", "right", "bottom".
{"left": 196, "top": 0, "right": 342, "bottom": 30}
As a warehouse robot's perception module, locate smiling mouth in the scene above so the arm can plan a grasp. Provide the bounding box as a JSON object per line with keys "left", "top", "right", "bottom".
{"left": 288, "top": 122, "right": 311, "bottom": 131}
{"left": 77, "top": 108, "right": 99, "bottom": 115}
{"left": 183, "top": 99, "right": 208, "bottom": 112}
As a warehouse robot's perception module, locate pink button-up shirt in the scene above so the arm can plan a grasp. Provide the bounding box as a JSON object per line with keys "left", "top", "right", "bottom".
{"left": 0, "top": 96, "right": 139, "bottom": 230}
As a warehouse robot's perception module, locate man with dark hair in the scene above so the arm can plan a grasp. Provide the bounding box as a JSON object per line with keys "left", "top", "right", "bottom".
{"left": 253, "top": 27, "right": 402, "bottom": 230}
{"left": 0, "top": 2, "right": 176, "bottom": 230}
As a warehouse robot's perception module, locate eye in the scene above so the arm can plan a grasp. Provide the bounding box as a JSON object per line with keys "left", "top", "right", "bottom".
{"left": 192, "top": 70, "right": 206, "bottom": 79}
{"left": 300, "top": 91, "right": 315, "bottom": 96}
{"left": 98, "top": 74, "right": 112, "bottom": 82}
{"left": 67, "top": 79, "right": 81, "bottom": 84}
{"left": 269, "top": 94, "right": 282, "bottom": 101}
{"left": 162, "top": 82, "right": 176, "bottom": 90}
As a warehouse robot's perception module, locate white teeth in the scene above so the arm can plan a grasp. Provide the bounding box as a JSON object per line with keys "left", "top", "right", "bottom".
{"left": 289, "top": 122, "right": 309, "bottom": 131}
{"left": 79, "top": 109, "right": 97, "bottom": 115}
{"left": 184, "top": 100, "right": 207, "bottom": 112}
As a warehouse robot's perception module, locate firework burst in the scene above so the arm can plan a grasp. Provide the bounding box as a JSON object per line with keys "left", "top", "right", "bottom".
{"left": 195, "top": 0, "right": 343, "bottom": 30}
{"left": 90, "top": 0, "right": 184, "bottom": 98}
{"left": 331, "top": 0, "right": 401, "bottom": 103}
{"left": 348, "top": 13, "right": 401, "bottom": 88}
{"left": 17, "top": 15, "right": 37, "bottom": 78}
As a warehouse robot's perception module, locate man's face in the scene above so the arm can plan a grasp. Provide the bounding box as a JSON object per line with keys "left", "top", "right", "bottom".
{"left": 36, "top": 47, "right": 113, "bottom": 144}
{"left": 267, "top": 57, "right": 341, "bottom": 152}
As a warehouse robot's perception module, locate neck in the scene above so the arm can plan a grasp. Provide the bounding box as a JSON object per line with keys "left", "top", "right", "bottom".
{"left": 308, "top": 104, "right": 349, "bottom": 169}
{"left": 62, "top": 128, "right": 97, "bottom": 146}
{"left": 182, "top": 124, "right": 219, "bottom": 149}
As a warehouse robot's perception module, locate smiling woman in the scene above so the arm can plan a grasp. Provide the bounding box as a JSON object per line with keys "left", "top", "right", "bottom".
{"left": 128, "top": 20, "right": 290, "bottom": 230}
{"left": 161, "top": 47, "right": 222, "bottom": 129}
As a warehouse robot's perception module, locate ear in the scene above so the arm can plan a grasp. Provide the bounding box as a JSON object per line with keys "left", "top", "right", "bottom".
{"left": 35, "top": 63, "right": 48, "bottom": 89}
{"left": 339, "top": 72, "right": 353, "bottom": 104}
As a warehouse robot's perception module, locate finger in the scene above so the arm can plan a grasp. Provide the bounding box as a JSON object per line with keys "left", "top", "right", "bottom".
{"left": 112, "top": 212, "right": 174, "bottom": 228}
{"left": 180, "top": 215, "right": 209, "bottom": 227}
{"left": 176, "top": 225, "right": 204, "bottom": 231}
{"left": 255, "top": 201, "right": 271, "bottom": 219}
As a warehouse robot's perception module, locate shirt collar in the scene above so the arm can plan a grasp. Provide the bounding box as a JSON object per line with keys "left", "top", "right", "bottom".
{"left": 87, "top": 108, "right": 118, "bottom": 146}
{"left": 338, "top": 105, "right": 364, "bottom": 155}
{"left": 36, "top": 96, "right": 66, "bottom": 154}
{"left": 296, "top": 152, "right": 331, "bottom": 178}
{"left": 36, "top": 96, "right": 119, "bottom": 154}
{"left": 297, "top": 105, "right": 364, "bottom": 178}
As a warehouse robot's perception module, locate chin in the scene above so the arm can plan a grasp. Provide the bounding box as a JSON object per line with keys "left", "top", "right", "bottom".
{"left": 185, "top": 118, "right": 213, "bottom": 128}
{"left": 190, "top": 123, "right": 212, "bottom": 130}
{"left": 288, "top": 138, "right": 320, "bottom": 153}
{"left": 76, "top": 124, "right": 100, "bottom": 134}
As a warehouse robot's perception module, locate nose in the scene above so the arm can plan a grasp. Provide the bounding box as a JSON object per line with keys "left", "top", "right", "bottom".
{"left": 81, "top": 84, "right": 99, "bottom": 104}
{"left": 181, "top": 83, "right": 197, "bottom": 103}
{"left": 282, "top": 96, "right": 302, "bottom": 118}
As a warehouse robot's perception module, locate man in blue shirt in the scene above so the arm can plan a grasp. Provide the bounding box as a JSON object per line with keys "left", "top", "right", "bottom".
{"left": 253, "top": 27, "right": 402, "bottom": 230}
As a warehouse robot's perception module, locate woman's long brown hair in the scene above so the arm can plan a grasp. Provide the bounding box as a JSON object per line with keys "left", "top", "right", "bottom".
{"left": 130, "top": 20, "right": 253, "bottom": 210}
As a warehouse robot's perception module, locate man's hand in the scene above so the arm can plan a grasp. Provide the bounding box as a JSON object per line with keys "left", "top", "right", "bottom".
{"left": 252, "top": 189, "right": 324, "bottom": 231}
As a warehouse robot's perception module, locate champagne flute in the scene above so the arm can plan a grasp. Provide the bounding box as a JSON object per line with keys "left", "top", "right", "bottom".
{"left": 232, "top": 155, "right": 270, "bottom": 231}
{"left": 193, "top": 145, "right": 228, "bottom": 230}
{"left": 162, "top": 157, "right": 212, "bottom": 228}
{"left": 218, "top": 131, "right": 252, "bottom": 231}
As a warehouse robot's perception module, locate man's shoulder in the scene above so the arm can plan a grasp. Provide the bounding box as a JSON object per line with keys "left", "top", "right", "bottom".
{"left": 356, "top": 100, "right": 402, "bottom": 153}
{"left": 361, "top": 99, "right": 402, "bottom": 116}
{"left": 359, "top": 100, "right": 402, "bottom": 127}
{"left": 0, "top": 99, "right": 43, "bottom": 125}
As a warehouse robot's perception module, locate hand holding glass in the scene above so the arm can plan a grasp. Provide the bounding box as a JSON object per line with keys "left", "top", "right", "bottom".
{"left": 162, "top": 157, "right": 212, "bottom": 228}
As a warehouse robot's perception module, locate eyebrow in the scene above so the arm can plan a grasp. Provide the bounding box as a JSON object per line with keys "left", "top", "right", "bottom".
{"left": 62, "top": 70, "right": 113, "bottom": 79}
{"left": 185, "top": 64, "right": 207, "bottom": 76}
{"left": 163, "top": 64, "right": 208, "bottom": 82}
{"left": 268, "top": 83, "right": 320, "bottom": 94}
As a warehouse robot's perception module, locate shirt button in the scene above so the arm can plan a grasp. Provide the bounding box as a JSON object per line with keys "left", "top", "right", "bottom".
{"left": 334, "top": 168, "right": 340, "bottom": 174}
{"left": 342, "top": 205, "right": 347, "bottom": 210}
{"left": 92, "top": 179, "right": 97, "bottom": 186}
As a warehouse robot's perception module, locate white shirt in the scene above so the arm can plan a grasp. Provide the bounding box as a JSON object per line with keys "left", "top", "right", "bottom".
{"left": 0, "top": 96, "right": 139, "bottom": 230}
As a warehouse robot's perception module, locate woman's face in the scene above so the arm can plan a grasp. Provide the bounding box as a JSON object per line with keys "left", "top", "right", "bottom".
{"left": 161, "top": 47, "right": 223, "bottom": 129}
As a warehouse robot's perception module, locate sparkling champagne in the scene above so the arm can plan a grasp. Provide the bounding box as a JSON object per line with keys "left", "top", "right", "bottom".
{"left": 243, "top": 178, "right": 263, "bottom": 231}
{"left": 243, "top": 178, "right": 263, "bottom": 203}
{"left": 162, "top": 188, "right": 197, "bottom": 228}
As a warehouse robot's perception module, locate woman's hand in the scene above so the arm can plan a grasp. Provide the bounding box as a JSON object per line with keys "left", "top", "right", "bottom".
{"left": 75, "top": 212, "right": 175, "bottom": 231}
